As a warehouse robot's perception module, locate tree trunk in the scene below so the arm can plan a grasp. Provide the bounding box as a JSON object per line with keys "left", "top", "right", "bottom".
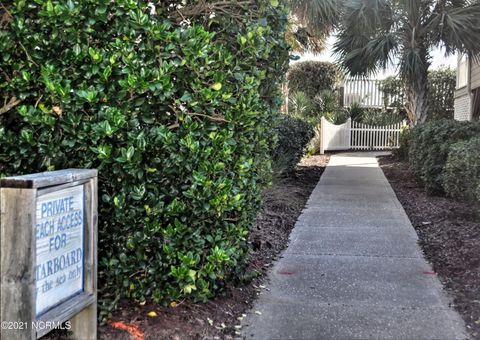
{"left": 404, "top": 55, "right": 430, "bottom": 125}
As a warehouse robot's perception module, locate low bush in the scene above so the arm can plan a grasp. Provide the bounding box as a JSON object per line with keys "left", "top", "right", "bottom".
{"left": 324, "top": 110, "right": 349, "bottom": 125}
{"left": 288, "top": 91, "right": 316, "bottom": 118}
{"left": 272, "top": 115, "right": 314, "bottom": 174}
{"left": 346, "top": 102, "right": 365, "bottom": 121}
{"left": 360, "top": 109, "right": 404, "bottom": 126}
{"left": 409, "top": 120, "right": 480, "bottom": 194}
{"left": 443, "top": 138, "right": 480, "bottom": 204}
{"left": 393, "top": 125, "right": 411, "bottom": 160}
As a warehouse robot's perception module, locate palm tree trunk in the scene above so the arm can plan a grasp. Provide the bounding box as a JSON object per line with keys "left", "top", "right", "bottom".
{"left": 404, "top": 60, "right": 429, "bottom": 125}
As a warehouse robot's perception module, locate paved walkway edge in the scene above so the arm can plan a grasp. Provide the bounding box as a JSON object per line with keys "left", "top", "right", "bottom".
{"left": 241, "top": 152, "right": 467, "bottom": 340}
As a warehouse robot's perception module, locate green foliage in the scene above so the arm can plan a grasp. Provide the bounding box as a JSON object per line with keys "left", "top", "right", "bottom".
{"left": 444, "top": 138, "right": 480, "bottom": 204}
{"left": 288, "top": 88, "right": 344, "bottom": 122}
{"left": 316, "top": 89, "right": 341, "bottom": 114}
{"left": 288, "top": 91, "right": 315, "bottom": 117}
{"left": 379, "top": 69, "right": 456, "bottom": 120}
{"left": 346, "top": 102, "right": 364, "bottom": 121}
{"left": 323, "top": 110, "right": 349, "bottom": 125}
{"left": 287, "top": 61, "right": 342, "bottom": 100}
{"left": 272, "top": 115, "right": 314, "bottom": 174}
{"left": 285, "top": 15, "right": 327, "bottom": 54}
{"left": 409, "top": 120, "right": 480, "bottom": 194}
{"left": 0, "top": 0, "right": 290, "bottom": 318}
{"left": 379, "top": 77, "right": 404, "bottom": 110}
{"left": 393, "top": 125, "right": 411, "bottom": 160}
{"left": 428, "top": 68, "right": 456, "bottom": 120}
{"left": 360, "top": 109, "right": 404, "bottom": 126}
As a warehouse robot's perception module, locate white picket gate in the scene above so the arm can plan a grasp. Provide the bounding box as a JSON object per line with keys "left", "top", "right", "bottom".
{"left": 320, "top": 117, "right": 405, "bottom": 154}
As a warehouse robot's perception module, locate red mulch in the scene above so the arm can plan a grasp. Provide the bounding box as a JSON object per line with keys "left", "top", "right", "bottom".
{"left": 379, "top": 155, "right": 480, "bottom": 339}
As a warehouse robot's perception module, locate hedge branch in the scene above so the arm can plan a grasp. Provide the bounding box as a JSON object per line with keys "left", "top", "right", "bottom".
{"left": 171, "top": 0, "right": 256, "bottom": 23}
{"left": 0, "top": 2, "right": 13, "bottom": 28}
{"left": 185, "top": 112, "right": 229, "bottom": 123}
{"left": 0, "top": 96, "right": 21, "bottom": 116}
{"left": 19, "top": 42, "right": 39, "bottom": 67}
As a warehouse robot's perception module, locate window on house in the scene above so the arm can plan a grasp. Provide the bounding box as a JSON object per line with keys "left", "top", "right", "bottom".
{"left": 457, "top": 54, "right": 468, "bottom": 88}
{"left": 472, "top": 88, "right": 480, "bottom": 121}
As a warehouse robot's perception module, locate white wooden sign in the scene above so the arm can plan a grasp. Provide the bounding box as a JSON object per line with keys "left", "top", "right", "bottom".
{"left": 35, "top": 185, "right": 84, "bottom": 315}
{"left": 1, "top": 169, "right": 98, "bottom": 340}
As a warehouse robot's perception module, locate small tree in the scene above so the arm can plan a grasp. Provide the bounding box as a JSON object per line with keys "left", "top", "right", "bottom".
{"left": 287, "top": 61, "right": 342, "bottom": 100}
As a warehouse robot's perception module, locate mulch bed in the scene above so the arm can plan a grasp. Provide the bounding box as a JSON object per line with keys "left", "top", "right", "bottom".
{"left": 379, "top": 155, "right": 480, "bottom": 339}
{"left": 44, "top": 155, "right": 328, "bottom": 340}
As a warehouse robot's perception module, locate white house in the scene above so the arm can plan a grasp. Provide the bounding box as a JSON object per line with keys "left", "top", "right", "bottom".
{"left": 454, "top": 54, "right": 480, "bottom": 121}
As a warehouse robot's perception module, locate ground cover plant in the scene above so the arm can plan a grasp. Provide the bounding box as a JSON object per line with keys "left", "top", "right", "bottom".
{"left": 0, "top": 0, "right": 290, "bottom": 319}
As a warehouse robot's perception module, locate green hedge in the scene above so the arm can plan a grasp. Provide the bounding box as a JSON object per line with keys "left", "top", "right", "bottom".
{"left": 428, "top": 68, "right": 456, "bottom": 120}
{"left": 0, "top": 0, "right": 289, "bottom": 318}
{"left": 379, "top": 68, "right": 455, "bottom": 120}
{"left": 409, "top": 120, "right": 480, "bottom": 194}
{"left": 393, "top": 125, "right": 411, "bottom": 160}
{"left": 444, "top": 138, "right": 480, "bottom": 204}
{"left": 272, "top": 115, "right": 314, "bottom": 174}
{"left": 287, "top": 61, "right": 341, "bottom": 100}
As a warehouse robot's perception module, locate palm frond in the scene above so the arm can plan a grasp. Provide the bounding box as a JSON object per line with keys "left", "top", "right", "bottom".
{"left": 334, "top": 33, "right": 398, "bottom": 76}
{"left": 399, "top": 47, "right": 431, "bottom": 81}
{"left": 333, "top": 0, "right": 396, "bottom": 76}
{"left": 342, "top": 0, "right": 394, "bottom": 34}
{"left": 290, "top": 0, "right": 341, "bottom": 37}
{"left": 428, "top": 2, "right": 480, "bottom": 54}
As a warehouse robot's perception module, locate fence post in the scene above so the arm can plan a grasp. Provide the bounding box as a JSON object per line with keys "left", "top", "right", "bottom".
{"left": 320, "top": 116, "right": 325, "bottom": 155}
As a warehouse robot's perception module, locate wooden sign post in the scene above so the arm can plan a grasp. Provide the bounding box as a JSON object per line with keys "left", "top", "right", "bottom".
{"left": 1, "top": 169, "right": 98, "bottom": 339}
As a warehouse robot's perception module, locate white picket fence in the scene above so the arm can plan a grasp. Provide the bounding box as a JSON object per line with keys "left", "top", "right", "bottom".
{"left": 342, "top": 78, "right": 403, "bottom": 108}
{"left": 320, "top": 117, "right": 405, "bottom": 154}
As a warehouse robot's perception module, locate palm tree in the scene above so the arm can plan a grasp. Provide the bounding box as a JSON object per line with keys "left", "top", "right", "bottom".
{"left": 291, "top": 0, "right": 480, "bottom": 124}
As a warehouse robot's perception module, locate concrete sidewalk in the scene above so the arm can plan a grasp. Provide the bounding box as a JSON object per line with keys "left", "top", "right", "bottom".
{"left": 241, "top": 152, "right": 467, "bottom": 340}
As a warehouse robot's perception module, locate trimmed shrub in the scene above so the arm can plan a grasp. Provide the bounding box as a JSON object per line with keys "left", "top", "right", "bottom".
{"left": 393, "top": 125, "right": 411, "bottom": 160}
{"left": 443, "top": 138, "right": 480, "bottom": 204}
{"left": 272, "top": 115, "right": 314, "bottom": 174}
{"left": 409, "top": 120, "right": 480, "bottom": 194}
{"left": 0, "top": 0, "right": 289, "bottom": 318}
{"left": 287, "top": 61, "right": 342, "bottom": 100}
{"left": 428, "top": 68, "right": 456, "bottom": 120}
{"left": 379, "top": 68, "right": 455, "bottom": 120}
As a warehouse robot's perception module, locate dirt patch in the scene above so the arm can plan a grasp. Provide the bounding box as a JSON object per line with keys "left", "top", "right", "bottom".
{"left": 41, "top": 155, "right": 328, "bottom": 340}
{"left": 379, "top": 155, "right": 480, "bottom": 339}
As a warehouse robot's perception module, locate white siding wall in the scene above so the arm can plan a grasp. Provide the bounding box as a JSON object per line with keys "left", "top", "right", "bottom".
{"left": 454, "top": 94, "right": 471, "bottom": 121}
{"left": 471, "top": 60, "right": 480, "bottom": 90}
